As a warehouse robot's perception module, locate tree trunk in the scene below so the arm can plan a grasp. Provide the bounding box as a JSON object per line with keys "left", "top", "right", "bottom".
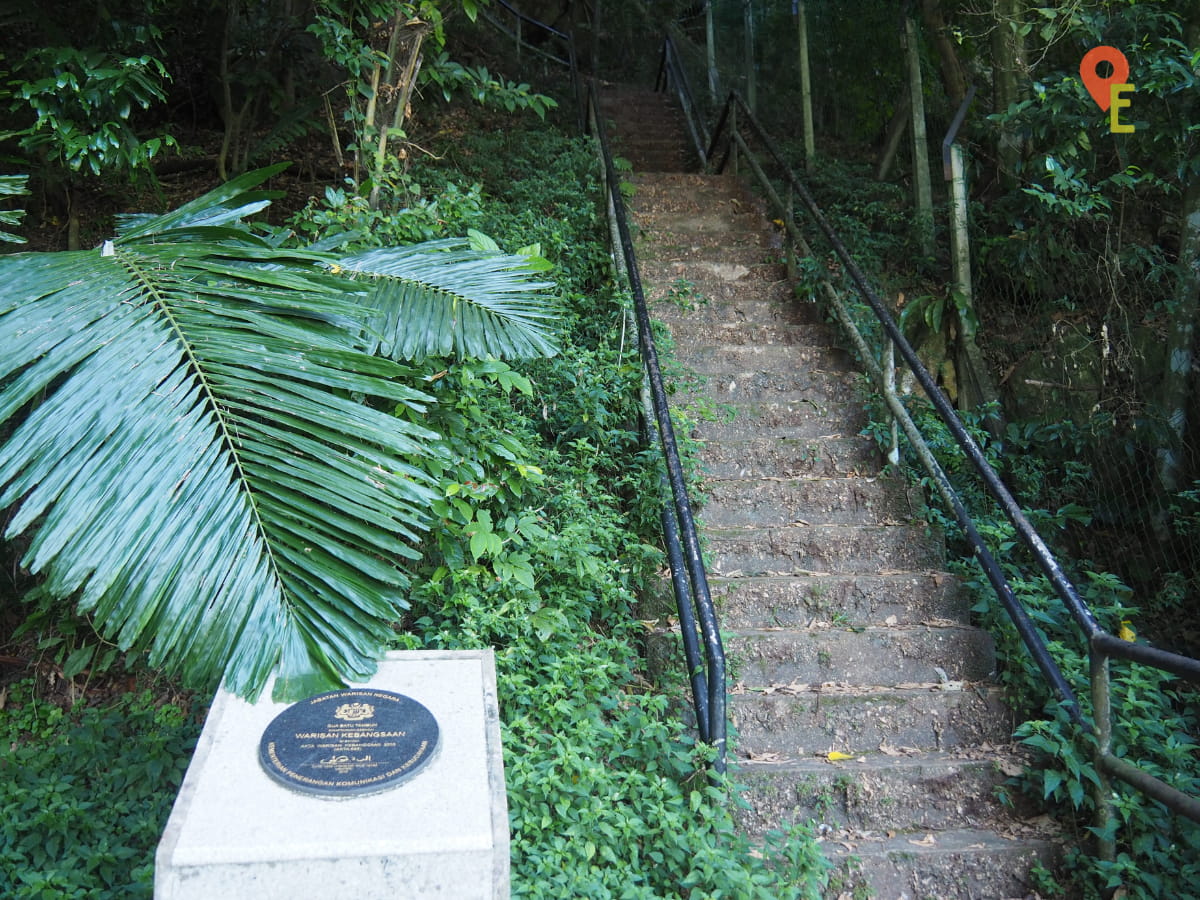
{"left": 1157, "top": 153, "right": 1200, "bottom": 492}
{"left": 920, "top": 0, "right": 966, "bottom": 106}
{"left": 1155, "top": 10, "right": 1200, "bottom": 492}
{"left": 992, "top": 0, "right": 1026, "bottom": 189}
{"left": 876, "top": 86, "right": 910, "bottom": 181}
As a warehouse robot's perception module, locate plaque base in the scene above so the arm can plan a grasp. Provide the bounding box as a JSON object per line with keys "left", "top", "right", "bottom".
{"left": 154, "top": 650, "right": 508, "bottom": 899}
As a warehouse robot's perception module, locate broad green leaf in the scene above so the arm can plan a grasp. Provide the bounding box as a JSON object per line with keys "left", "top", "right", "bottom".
{"left": 340, "top": 240, "right": 560, "bottom": 360}
{"left": 0, "top": 169, "right": 559, "bottom": 701}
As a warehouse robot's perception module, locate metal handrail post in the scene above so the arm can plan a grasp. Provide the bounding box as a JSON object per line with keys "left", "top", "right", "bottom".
{"left": 1091, "top": 649, "right": 1118, "bottom": 862}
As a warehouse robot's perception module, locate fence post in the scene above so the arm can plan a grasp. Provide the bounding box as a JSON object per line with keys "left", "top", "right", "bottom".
{"left": 705, "top": 0, "right": 719, "bottom": 103}
{"left": 727, "top": 103, "right": 739, "bottom": 176}
{"left": 796, "top": 0, "right": 815, "bottom": 166}
{"left": 785, "top": 183, "right": 796, "bottom": 280}
{"left": 743, "top": 0, "right": 757, "bottom": 113}
{"left": 1090, "top": 649, "right": 1118, "bottom": 864}
{"left": 903, "top": 15, "right": 933, "bottom": 256}
{"left": 948, "top": 143, "right": 970, "bottom": 307}
{"left": 886, "top": 338, "right": 899, "bottom": 466}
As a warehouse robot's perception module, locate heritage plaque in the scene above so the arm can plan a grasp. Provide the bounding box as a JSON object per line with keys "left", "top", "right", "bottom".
{"left": 258, "top": 689, "right": 439, "bottom": 798}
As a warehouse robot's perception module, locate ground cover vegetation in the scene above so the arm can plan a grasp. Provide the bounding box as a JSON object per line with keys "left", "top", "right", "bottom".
{"left": 0, "top": 2, "right": 827, "bottom": 896}
{"left": 665, "top": 0, "right": 1199, "bottom": 896}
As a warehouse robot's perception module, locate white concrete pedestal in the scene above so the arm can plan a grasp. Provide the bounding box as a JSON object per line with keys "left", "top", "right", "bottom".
{"left": 155, "top": 650, "right": 509, "bottom": 899}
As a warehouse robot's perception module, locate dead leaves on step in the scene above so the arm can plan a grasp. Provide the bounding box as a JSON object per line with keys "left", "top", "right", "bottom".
{"left": 731, "top": 678, "right": 968, "bottom": 695}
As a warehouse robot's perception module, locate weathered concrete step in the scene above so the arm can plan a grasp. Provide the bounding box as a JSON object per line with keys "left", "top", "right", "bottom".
{"left": 676, "top": 343, "right": 854, "bottom": 374}
{"left": 633, "top": 207, "right": 770, "bottom": 234}
{"left": 699, "top": 435, "right": 880, "bottom": 478}
{"left": 667, "top": 325, "right": 847, "bottom": 357}
{"left": 645, "top": 275, "right": 801, "bottom": 311}
{"left": 600, "top": 98, "right": 686, "bottom": 120}
{"left": 821, "top": 828, "right": 1060, "bottom": 900}
{"left": 649, "top": 294, "right": 823, "bottom": 328}
{"left": 640, "top": 259, "right": 789, "bottom": 288}
{"left": 678, "top": 369, "right": 863, "bottom": 408}
{"left": 730, "top": 685, "right": 1013, "bottom": 756}
{"left": 609, "top": 127, "right": 688, "bottom": 145}
{"left": 627, "top": 155, "right": 695, "bottom": 173}
{"left": 709, "top": 573, "right": 964, "bottom": 629}
{"left": 705, "top": 523, "right": 944, "bottom": 576}
{"left": 612, "top": 138, "right": 692, "bottom": 156}
{"left": 736, "top": 752, "right": 1017, "bottom": 835}
{"left": 599, "top": 99, "right": 687, "bottom": 127}
{"left": 700, "top": 475, "right": 915, "bottom": 527}
{"left": 727, "top": 624, "right": 995, "bottom": 685}
{"left": 638, "top": 241, "right": 770, "bottom": 267}
{"left": 627, "top": 172, "right": 756, "bottom": 203}
{"left": 692, "top": 402, "right": 869, "bottom": 443}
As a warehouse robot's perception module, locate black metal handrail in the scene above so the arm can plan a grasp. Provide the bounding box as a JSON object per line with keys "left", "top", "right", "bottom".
{"left": 658, "top": 43, "right": 1200, "bottom": 826}
{"left": 584, "top": 82, "right": 727, "bottom": 774}
{"left": 477, "top": 7, "right": 727, "bottom": 772}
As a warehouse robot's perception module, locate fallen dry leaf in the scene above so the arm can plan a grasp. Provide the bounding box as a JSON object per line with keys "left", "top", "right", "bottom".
{"left": 908, "top": 834, "right": 937, "bottom": 847}
{"left": 747, "top": 750, "right": 786, "bottom": 762}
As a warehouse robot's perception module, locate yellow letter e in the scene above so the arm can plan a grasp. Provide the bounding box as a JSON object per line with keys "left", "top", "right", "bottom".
{"left": 1109, "top": 83, "right": 1135, "bottom": 133}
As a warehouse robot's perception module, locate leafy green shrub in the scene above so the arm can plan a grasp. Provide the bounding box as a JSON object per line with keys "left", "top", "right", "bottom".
{"left": 0, "top": 682, "right": 200, "bottom": 899}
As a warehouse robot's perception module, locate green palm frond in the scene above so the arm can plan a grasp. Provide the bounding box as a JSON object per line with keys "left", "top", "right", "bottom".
{"left": 342, "top": 241, "right": 560, "bottom": 360}
{"left": 0, "top": 175, "right": 29, "bottom": 244}
{"left": 0, "top": 167, "right": 559, "bottom": 700}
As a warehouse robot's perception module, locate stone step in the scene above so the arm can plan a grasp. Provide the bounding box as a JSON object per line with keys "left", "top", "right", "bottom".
{"left": 679, "top": 368, "right": 864, "bottom": 407}
{"left": 640, "top": 259, "right": 789, "bottom": 289}
{"left": 608, "top": 127, "right": 688, "bottom": 146}
{"left": 730, "top": 685, "right": 1014, "bottom": 757}
{"left": 647, "top": 274, "right": 802, "bottom": 311}
{"left": 709, "top": 573, "right": 965, "bottom": 629}
{"left": 638, "top": 241, "right": 770, "bottom": 268}
{"left": 699, "top": 475, "right": 915, "bottom": 527}
{"left": 698, "top": 434, "right": 881, "bottom": 478}
{"left": 627, "top": 154, "right": 696, "bottom": 173}
{"left": 627, "top": 172, "right": 757, "bottom": 204}
{"left": 633, "top": 205, "right": 770, "bottom": 233}
{"left": 726, "top": 624, "right": 995, "bottom": 685}
{"left": 650, "top": 295, "right": 824, "bottom": 328}
{"left": 668, "top": 326, "right": 848, "bottom": 358}
{"left": 821, "top": 828, "right": 1060, "bottom": 900}
{"left": 676, "top": 340, "right": 854, "bottom": 376}
{"left": 704, "top": 523, "right": 944, "bottom": 576}
{"left": 692, "top": 401, "right": 870, "bottom": 442}
{"left": 735, "top": 752, "right": 1019, "bottom": 836}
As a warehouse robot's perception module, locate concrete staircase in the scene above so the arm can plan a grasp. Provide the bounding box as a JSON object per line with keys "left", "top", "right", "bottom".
{"left": 601, "top": 85, "right": 1060, "bottom": 899}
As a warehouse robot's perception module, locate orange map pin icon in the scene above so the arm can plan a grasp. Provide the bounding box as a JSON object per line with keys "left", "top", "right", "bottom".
{"left": 1080, "top": 46, "right": 1130, "bottom": 111}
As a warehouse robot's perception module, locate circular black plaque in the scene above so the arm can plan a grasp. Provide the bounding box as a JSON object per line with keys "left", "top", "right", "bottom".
{"left": 259, "top": 689, "right": 439, "bottom": 798}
